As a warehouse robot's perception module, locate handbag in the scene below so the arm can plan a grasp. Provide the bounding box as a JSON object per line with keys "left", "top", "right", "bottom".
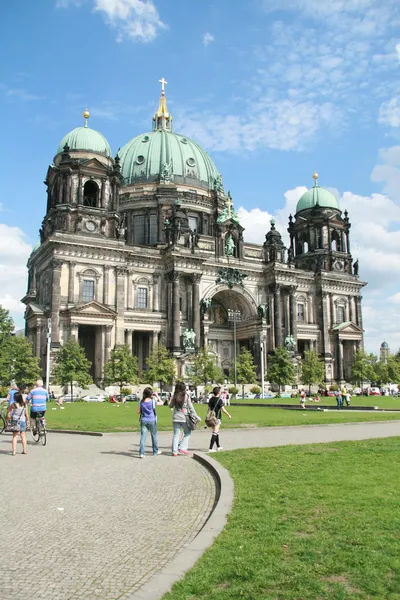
{"left": 7, "top": 407, "right": 25, "bottom": 432}
{"left": 205, "top": 399, "right": 219, "bottom": 428}
{"left": 185, "top": 398, "right": 200, "bottom": 431}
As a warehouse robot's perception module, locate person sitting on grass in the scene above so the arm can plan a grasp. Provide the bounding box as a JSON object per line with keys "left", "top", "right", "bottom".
{"left": 314, "top": 394, "right": 320, "bottom": 403}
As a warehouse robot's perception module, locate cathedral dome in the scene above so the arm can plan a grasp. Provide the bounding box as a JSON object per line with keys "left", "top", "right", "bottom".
{"left": 119, "top": 85, "right": 221, "bottom": 192}
{"left": 296, "top": 172, "right": 340, "bottom": 213}
{"left": 56, "top": 110, "right": 112, "bottom": 158}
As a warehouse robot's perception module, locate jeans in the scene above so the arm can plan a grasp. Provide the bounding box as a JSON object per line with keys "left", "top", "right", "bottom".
{"left": 336, "top": 396, "right": 342, "bottom": 409}
{"left": 139, "top": 421, "right": 158, "bottom": 455}
{"left": 172, "top": 421, "right": 191, "bottom": 454}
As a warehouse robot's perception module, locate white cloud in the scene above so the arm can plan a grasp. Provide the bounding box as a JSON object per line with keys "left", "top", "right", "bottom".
{"left": 0, "top": 84, "right": 45, "bottom": 103}
{"left": 0, "top": 224, "right": 32, "bottom": 326}
{"left": 396, "top": 43, "right": 400, "bottom": 61}
{"left": 57, "top": 0, "right": 167, "bottom": 42}
{"left": 371, "top": 146, "right": 400, "bottom": 202}
{"left": 378, "top": 97, "right": 400, "bottom": 128}
{"left": 203, "top": 32, "right": 214, "bottom": 46}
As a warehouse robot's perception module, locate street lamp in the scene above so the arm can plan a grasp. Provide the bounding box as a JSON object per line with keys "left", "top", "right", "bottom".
{"left": 228, "top": 309, "right": 241, "bottom": 388}
{"left": 46, "top": 318, "right": 51, "bottom": 391}
{"left": 260, "top": 332, "right": 265, "bottom": 399}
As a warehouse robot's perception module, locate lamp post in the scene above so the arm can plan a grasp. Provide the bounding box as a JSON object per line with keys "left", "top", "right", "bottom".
{"left": 45, "top": 318, "right": 51, "bottom": 391}
{"left": 228, "top": 309, "right": 241, "bottom": 388}
{"left": 260, "top": 332, "right": 265, "bottom": 399}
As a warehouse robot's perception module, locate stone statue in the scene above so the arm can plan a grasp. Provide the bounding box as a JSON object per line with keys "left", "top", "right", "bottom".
{"left": 257, "top": 304, "right": 268, "bottom": 320}
{"left": 225, "top": 234, "right": 235, "bottom": 257}
{"left": 287, "top": 247, "right": 294, "bottom": 264}
{"left": 200, "top": 297, "right": 212, "bottom": 316}
{"left": 216, "top": 267, "right": 247, "bottom": 289}
{"left": 182, "top": 328, "right": 196, "bottom": 349}
{"left": 216, "top": 192, "right": 240, "bottom": 225}
{"left": 191, "top": 229, "right": 199, "bottom": 252}
{"left": 284, "top": 335, "right": 296, "bottom": 352}
{"left": 161, "top": 159, "right": 173, "bottom": 182}
{"left": 213, "top": 173, "right": 223, "bottom": 192}
{"left": 353, "top": 259, "right": 359, "bottom": 276}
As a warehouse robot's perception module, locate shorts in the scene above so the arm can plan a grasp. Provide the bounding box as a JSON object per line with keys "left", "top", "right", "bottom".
{"left": 11, "top": 420, "right": 26, "bottom": 432}
{"left": 30, "top": 410, "right": 46, "bottom": 420}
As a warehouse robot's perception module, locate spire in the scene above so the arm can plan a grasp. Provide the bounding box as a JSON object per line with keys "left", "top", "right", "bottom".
{"left": 312, "top": 170, "right": 320, "bottom": 206}
{"left": 153, "top": 77, "right": 173, "bottom": 131}
{"left": 83, "top": 108, "right": 90, "bottom": 128}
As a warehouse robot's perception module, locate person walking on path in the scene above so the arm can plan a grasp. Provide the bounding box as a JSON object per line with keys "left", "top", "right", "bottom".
{"left": 10, "top": 392, "right": 28, "bottom": 455}
{"left": 208, "top": 387, "right": 232, "bottom": 453}
{"left": 27, "top": 379, "right": 49, "bottom": 432}
{"left": 300, "top": 389, "right": 306, "bottom": 409}
{"left": 169, "top": 382, "right": 200, "bottom": 456}
{"left": 137, "top": 387, "right": 163, "bottom": 458}
{"left": 335, "top": 390, "right": 342, "bottom": 410}
{"left": 1, "top": 383, "right": 19, "bottom": 425}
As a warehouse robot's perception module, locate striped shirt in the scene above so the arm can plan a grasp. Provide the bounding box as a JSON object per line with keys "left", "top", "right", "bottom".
{"left": 27, "top": 387, "right": 48, "bottom": 412}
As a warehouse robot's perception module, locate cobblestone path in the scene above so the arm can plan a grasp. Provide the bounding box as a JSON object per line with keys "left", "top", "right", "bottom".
{"left": 0, "top": 433, "right": 215, "bottom": 600}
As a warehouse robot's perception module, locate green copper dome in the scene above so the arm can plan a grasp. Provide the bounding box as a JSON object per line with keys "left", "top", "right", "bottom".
{"left": 119, "top": 89, "right": 221, "bottom": 191}
{"left": 56, "top": 111, "right": 111, "bottom": 157}
{"left": 296, "top": 175, "right": 340, "bottom": 213}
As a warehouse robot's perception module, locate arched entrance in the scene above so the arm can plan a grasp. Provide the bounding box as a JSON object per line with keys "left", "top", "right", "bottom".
{"left": 202, "top": 287, "right": 259, "bottom": 377}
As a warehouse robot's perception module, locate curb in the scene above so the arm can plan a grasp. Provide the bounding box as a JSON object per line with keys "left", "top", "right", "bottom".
{"left": 127, "top": 452, "right": 234, "bottom": 600}
{"left": 47, "top": 429, "right": 103, "bottom": 437}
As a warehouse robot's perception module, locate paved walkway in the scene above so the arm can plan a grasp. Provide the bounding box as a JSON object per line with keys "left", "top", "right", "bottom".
{"left": 1, "top": 420, "right": 399, "bottom": 600}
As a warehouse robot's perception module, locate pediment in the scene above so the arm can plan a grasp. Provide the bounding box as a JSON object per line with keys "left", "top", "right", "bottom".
{"left": 81, "top": 158, "right": 108, "bottom": 170}
{"left": 25, "top": 303, "right": 44, "bottom": 318}
{"left": 332, "top": 321, "right": 363, "bottom": 335}
{"left": 66, "top": 300, "right": 117, "bottom": 317}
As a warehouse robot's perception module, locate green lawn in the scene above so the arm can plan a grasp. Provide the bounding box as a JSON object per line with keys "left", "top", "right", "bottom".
{"left": 162, "top": 438, "right": 400, "bottom": 600}
{"left": 233, "top": 395, "right": 400, "bottom": 409}
{"left": 45, "top": 401, "right": 400, "bottom": 432}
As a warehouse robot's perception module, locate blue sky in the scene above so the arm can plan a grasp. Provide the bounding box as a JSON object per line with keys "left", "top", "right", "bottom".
{"left": 1, "top": 0, "right": 400, "bottom": 353}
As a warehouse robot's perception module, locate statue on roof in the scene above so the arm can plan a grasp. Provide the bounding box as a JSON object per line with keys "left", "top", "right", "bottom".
{"left": 353, "top": 259, "right": 359, "bottom": 276}
{"left": 161, "top": 159, "right": 173, "bottom": 182}
{"left": 217, "top": 192, "right": 240, "bottom": 225}
{"left": 225, "top": 233, "right": 235, "bottom": 257}
{"left": 284, "top": 335, "right": 296, "bottom": 353}
{"left": 213, "top": 173, "right": 223, "bottom": 192}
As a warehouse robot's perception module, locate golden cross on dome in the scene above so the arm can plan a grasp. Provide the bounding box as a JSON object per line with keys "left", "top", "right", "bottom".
{"left": 159, "top": 77, "right": 168, "bottom": 94}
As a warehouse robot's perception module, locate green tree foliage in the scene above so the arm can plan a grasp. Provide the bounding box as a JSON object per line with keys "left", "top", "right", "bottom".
{"left": 53, "top": 338, "right": 93, "bottom": 397}
{"left": 234, "top": 347, "right": 257, "bottom": 397}
{"left": 375, "top": 356, "right": 400, "bottom": 385}
{"left": 191, "top": 346, "right": 224, "bottom": 387}
{"left": 351, "top": 350, "right": 377, "bottom": 386}
{"left": 144, "top": 344, "right": 175, "bottom": 390}
{"left": 103, "top": 344, "right": 138, "bottom": 388}
{"left": 268, "top": 347, "right": 296, "bottom": 393}
{"left": 0, "top": 305, "right": 40, "bottom": 388}
{"left": 300, "top": 350, "right": 325, "bottom": 392}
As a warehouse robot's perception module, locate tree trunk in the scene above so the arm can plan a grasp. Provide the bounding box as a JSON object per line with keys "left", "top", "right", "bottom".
{"left": 242, "top": 384, "right": 245, "bottom": 398}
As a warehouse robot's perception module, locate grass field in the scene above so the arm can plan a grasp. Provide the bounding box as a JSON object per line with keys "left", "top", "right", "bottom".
{"left": 162, "top": 437, "right": 400, "bottom": 600}
{"left": 233, "top": 395, "right": 400, "bottom": 409}
{"left": 44, "top": 401, "right": 400, "bottom": 432}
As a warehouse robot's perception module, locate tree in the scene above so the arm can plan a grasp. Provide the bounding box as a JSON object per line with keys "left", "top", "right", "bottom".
{"left": 375, "top": 356, "right": 400, "bottom": 386}
{"left": 268, "top": 347, "right": 296, "bottom": 393}
{"left": 144, "top": 344, "right": 175, "bottom": 390}
{"left": 234, "top": 347, "right": 257, "bottom": 397}
{"left": 191, "top": 346, "right": 224, "bottom": 387}
{"left": 103, "top": 344, "right": 138, "bottom": 388}
{"left": 53, "top": 338, "right": 93, "bottom": 397}
{"left": 0, "top": 305, "right": 14, "bottom": 345}
{"left": 300, "top": 350, "right": 325, "bottom": 392}
{"left": 351, "top": 350, "right": 377, "bottom": 387}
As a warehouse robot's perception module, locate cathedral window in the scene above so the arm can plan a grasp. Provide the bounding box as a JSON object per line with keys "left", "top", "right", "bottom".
{"left": 297, "top": 303, "right": 305, "bottom": 322}
{"left": 133, "top": 213, "right": 157, "bottom": 245}
{"left": 337, "top": 306, "right": 345, "bottom": 323}
{"left": 137, "top": 287, "right": 148, "bottom": 309}
{"left": 188, "top": 216, "right": 198, "bottom": 231}
{"left": 83, "top": 181, "right": 98, "bottom": 208}
{"left": 82, "top": 279, "right": 95, "bottom": 302}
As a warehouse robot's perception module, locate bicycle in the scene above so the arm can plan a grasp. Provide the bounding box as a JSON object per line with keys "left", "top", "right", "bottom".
{"left": 0, "top": 405, "right": 8, "bottom": 434}
{"left": 30, "top": 414, "right": 47, "bottom": 446}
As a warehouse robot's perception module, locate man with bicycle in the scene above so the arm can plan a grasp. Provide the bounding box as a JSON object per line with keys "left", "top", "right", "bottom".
{"left": 27, "top": 380, "right": 49, "bottom": 433}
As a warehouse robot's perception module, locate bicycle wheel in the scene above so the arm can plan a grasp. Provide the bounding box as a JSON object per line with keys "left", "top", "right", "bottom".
{"left": 31, "top": 420, "right": 40, "bottom": 443}
{"left": 0, "top": 414, "right": 6, "bottom": 434}
{"left": 40, "top": 424, "right": 47, "bottom": 446}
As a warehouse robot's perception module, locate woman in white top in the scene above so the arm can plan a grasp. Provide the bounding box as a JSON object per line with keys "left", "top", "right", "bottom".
{"left": 10, "top": 392, "right": 28, "bottom": 455}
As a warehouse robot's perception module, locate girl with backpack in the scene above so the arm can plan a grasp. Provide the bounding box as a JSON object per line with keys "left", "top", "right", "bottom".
{"left": 207, "top": 387, "right": 232, "bottom": 452}
{"left": 169, "top": 382, "right": 200, "bottom": 456}
{"left": 137, "top": 387, "right": 164, "bottom": 458}
{"left": 10, "top": 392, "right": 28, "bottom": 456}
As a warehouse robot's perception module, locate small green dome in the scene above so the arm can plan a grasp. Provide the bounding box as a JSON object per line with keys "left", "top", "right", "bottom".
{"left": 56, "top": 126, "right": 112, "bottom": 157}
{"left": 296, "top": 185, "right": 340, "bottom": 213}
{"left": 381, "top": 341, "right": 389, "bottom": 348}
{"left": 119, "top": 129, "right": 220, "bottom": 191}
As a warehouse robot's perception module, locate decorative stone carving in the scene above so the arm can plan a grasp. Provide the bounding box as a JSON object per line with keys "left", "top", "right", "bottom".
{"left": 216, "top": 267, "right": 247, "bottom": 289}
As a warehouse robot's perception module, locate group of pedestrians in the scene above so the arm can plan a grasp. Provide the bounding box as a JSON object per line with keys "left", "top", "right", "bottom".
{"left": 1, "top": 379, "right": 49, "bottom": 455}
{"left": 137, "top": 382, "right": 232, "bottom": 458}
{"left": 335, "top": 388, "right": 351, "bottom": 409}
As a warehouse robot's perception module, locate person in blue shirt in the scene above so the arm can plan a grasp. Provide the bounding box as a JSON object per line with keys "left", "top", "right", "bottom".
{"left": 27, "top": 379, "right": 49, "bottom": 431}
{"left": 1, "top": 383, "right": 19, "bottom": 425}
{"left": 137, "top": 387, "right": 164, "bottom": 458}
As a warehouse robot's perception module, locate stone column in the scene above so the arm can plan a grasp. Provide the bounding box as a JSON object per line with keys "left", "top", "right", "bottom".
{"left": 35, "top": 324, "right": 42, "bottom": 359}
{"left": 356, "top": 296, "right": 363, "bottom": 330}
{"left": 349, "top": 296, "right": 355, "bottom": 322}
{"left": 124, "top": 329, "right": 129, "bottom": 345}
{"left": 289, "top": 286, "right": 297, "bottom": 352}
{"left": 320, "top": 291, "right": 331, "bottom": 358}
{"left": 337, "top": 339, "right": 344, "bottom": 382}
{"left": 101, "top": 179, "right": 105, "bottom": 208}
{"left": 273, "top": 284, "right": 282, "bottom": 347}
{"left": 115, "top": 268, "right": 126, "bottom": 345}
{"left": 171, "top": 271, "right": 181, "bottom": 352}
{"left": 130, "top": 330, "right": 134, "bottom": 353}
{"left": 103, "top": 266, "right": 109, "bottom": 306}
{"left": 105, "top": 325, "right": 113, "bottom": 365}
{"left": 330, "top": 295, "right": 335, "bottom": 327}
{"left": 153, "top": 273, "right": 160, "bottom": 311}
{"left": 51, "top": 259, "right": 62, "bottom": 346}
{"left": 78, "top": 174, "right": 83, "bottom": 204}
{"left": 99, "top": 326, "right": 105, "bottom": 380}
{"left": 68, "top": 262, "right": 76, "bottom": 304}
{"left": 192, "top": 274, "right": 201, "bottom": 349}
{"left": 152, "top": 330, "right": 159, "bottom": 351}
{"left": 127, "top": 271, "right": 133, "bottom": 309}
{"left": 70, "top": 323, "right": 79, "bottom": 341}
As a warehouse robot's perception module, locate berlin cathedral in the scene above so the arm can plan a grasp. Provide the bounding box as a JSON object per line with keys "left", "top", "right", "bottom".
{"left": 23, "top": 81, "right": 366, "bottom": 386}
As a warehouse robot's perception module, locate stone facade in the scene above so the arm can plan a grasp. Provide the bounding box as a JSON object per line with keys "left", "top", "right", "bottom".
{"left": 23, "top": 95, "right": 366, "bottom": 386}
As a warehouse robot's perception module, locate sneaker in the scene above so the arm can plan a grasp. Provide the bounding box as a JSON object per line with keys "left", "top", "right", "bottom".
{"left": 208, "top": 448, "right": 217, "bottom": 453}
{"left": 139, "top": 454, "right": 145, "bottom": 459}
{"left": 153, "top": 450, "right": 162, "bottom": 456}
{"left": 178, "top": 449, "right": 190, "bottom": 456}
{"left": 217, "top": 447, "right": 224, "bottom": 451}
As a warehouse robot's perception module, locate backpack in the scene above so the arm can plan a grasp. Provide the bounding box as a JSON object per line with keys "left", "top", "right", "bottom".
{"left": 205, "top": 398, "right": 219, "bottom": 428}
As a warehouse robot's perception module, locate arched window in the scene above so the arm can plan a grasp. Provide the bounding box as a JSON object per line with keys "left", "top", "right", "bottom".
{"left": 83, "top": 181, "right": 98, "bottom": 208}
{"left": 331, "top": 230, "right": 342, "bottom": 252}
